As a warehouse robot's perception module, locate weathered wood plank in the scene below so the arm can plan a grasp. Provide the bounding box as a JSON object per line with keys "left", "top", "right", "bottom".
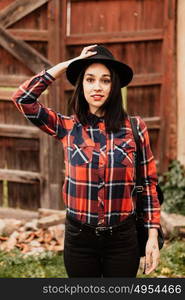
{"left": 7, "top": 29, "right": 48, "bottom": 41}
{"left": 66, "top": 29, "right": 164, "bottom": 45}
{"left": 177, "top": 0, "right": 185, "bottom": 166}
{"left": 71, "top": 0, "right": 113, "bottom": 1}
{"left": 159, "top": 0, "right": 177, "bottom": 172}
{"left": 0, "top": 26, "right": 52, "bottom": 73}
{"left": 0, "top": 75, "right": 30, "bottom": 87}
{"left": 0, "top": 89, "right": 17, "bottom": 100}
{"left": 0, "top": 207, "right": 38, "bottom": 221}
{"left": 60, "top": 0, "right": 68, "bottom": 115}
{"left": 0, "top": 169, "right": 41, "bottom": 184}
{"left": 0, "top": 86, "right": 48, "bottom": 100}
{"left": 0, "top": 0, "right": 49, "bottom": 28}
{"left": 131, "top": 73, "right": 163, "bottom": 87}
{"left": 40, "top": 0, "right": 63, "bottom": 209}
{"left": 0, "top": 124, "right": 40, "bottom": 139}
{"left": 143, "top": 117, "right": 161, "bottom": 129}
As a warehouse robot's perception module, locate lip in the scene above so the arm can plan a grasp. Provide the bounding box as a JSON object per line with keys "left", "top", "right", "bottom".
{"left": 91, "top": 94, "right": 104, "bottom": 101}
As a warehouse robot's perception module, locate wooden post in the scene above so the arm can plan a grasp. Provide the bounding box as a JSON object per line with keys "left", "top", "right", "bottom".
{"left": 0, "top": 26, "right": 51, "bottom": 73}
{"left": 41, "top": 0, "right": 64, "bottom": 209}
{"left": 177, "top": 0, "right": 185, "bottom": 166}
{"left": 159, "top": 0, "right": 177, "bottom": 172}
{"left": 0, "top": 0, "right": 48, "bottom": 28}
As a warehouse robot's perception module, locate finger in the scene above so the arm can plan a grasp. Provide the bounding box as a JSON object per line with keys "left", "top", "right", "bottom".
{"left": 82, "top": 45, "right": 98, "bottom": 54}
{"left": 146, "top": 261, "right": 157, "bottom": 275}
{"left": 85, "top": 51, "right": 97, "bottom": 57}
{"left": 145, "top": 252, "right": 152, "bottom": 274}
{"left": 80, "top": 49, "right": 97, "bottom": 59}
{"left": 151, "top": 253, "right": 160, "bottom": 271}
{"left": 85, "top": 44, "right": 98, "bottom": 50}
{"left": 143, "top": 258, "right": 147, "bottom": 274}
{"left": 145, "top": 264, "right": 154, "bottom": 274}
{"left": 145, "top": 253, "right": 159, "bottom": 275}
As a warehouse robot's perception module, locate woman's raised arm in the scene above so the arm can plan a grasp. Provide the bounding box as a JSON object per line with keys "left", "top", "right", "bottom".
{"left": 46, "top": 44, "right": 97, "bottom": 79}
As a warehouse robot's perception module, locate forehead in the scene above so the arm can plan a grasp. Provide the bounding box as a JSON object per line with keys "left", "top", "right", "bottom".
{"left": 84, "top": 63, "right": 110, "bottom": 76}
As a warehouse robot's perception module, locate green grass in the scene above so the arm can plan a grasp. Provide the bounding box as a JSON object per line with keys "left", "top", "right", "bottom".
{"left": 0, "top": 250, "right": 67, "bottom": 278}
{"left": 0, "top": 239, "right": 184, "bottom": 278}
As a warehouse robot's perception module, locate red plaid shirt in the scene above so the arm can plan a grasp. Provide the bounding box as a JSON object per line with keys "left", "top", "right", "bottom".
{"left": 12, "top": 70, "right": 160, "bottom": 228}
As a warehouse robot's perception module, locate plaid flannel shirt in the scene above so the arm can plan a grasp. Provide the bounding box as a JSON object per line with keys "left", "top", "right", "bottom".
{"left": 12, "top": 70, "right": 160, "bottom": 228}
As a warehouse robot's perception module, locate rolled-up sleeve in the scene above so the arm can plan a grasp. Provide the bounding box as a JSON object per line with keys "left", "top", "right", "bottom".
{"left": 11, "top": 70, "right": 73, "bottom": 140}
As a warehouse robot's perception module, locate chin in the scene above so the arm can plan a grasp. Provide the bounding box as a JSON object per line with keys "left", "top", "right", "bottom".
{"left": 94, "top": 104, "right": 104, "bottom": 110}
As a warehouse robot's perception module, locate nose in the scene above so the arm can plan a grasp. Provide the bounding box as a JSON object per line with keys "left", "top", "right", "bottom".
{"left": 93, "top": 80, "right": 102, "bottom": 91}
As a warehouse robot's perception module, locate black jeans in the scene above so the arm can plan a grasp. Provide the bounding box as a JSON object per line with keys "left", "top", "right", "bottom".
{"left": 64, "top": 214, "right": 140, "bottom": 277}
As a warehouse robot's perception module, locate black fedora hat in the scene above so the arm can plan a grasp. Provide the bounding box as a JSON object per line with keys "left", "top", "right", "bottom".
{"left": 66, "top": 45, "right": 133, "bottom": 87}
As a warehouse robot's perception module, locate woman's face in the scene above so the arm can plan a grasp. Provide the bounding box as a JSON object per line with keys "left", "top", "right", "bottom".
{"left": 83, "top": 63, "right": 111, "bottom": 115}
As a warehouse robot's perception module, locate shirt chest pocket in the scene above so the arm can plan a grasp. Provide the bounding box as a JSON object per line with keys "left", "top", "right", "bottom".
{"left": 65, "top": 139, "right": 95, "bottom": 166}
{"left": 113, "top": 140, "right": 136, "bottom": 167}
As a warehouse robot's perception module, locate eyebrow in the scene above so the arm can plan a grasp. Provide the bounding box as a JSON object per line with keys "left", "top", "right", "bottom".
{"left": 85, "top": 73, "right": 111, "bottom": 77}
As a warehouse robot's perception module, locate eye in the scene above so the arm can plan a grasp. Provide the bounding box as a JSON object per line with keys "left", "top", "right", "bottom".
{"left": 102, "top": 79, "right": 111, "bottom": 84}
{"left": 86, "top": 77, "right": 94, "bottom": 83}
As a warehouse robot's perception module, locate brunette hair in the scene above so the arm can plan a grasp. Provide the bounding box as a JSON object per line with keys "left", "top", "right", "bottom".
{"left": 69, "top": 62, "right": 128, "bottom": 133}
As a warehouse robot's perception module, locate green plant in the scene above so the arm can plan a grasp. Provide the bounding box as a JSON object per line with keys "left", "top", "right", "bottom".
{"left": 159, "top": 160, "right": 185, "bottom": 216}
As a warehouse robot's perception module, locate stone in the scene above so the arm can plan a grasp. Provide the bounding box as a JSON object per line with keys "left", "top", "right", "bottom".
{"left": 29, "top": 240, "right": 41, "bottom": 248}
{"left": 0, "top": 208, "right": 66, "bottom": 254}
{"left": 38, "top": 214, "right": 65, "bottom": 228}
{"left": 0, "top": 241, "right": 8, "bottom": 251}
{"left": 48, "top": 224, "right": 65, "bottom": 244}
{"left": 161, "top": 211, "right": 185, "bottom": 237}
{"left": 3, "top": 219, "right": 23, "bottom": 236}
{"left": 24, "top": 219, "right": 38, "bottom": 231}
{"left": 6, "top": 231, "right": 19, "bottom": 251}
{"left": 17, "top": 231, "right": 33, "bottom": 243}
{"left": 0, "top": 219, "right": 5, "bottom": 235}
{"left": 0, "top": 207, "right": 38, "bottom": 221}
{"left": 38, "top": 208, "right": 66, "bottom": 219}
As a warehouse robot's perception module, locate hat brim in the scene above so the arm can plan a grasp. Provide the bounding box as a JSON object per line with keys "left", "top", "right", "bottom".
{"left": 66, "top": 57, "right": 133, "bottom": 87}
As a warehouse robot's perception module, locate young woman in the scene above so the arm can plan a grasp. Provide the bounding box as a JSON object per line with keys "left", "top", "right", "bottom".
{"left": 12, "top": 44, "right": 160, "bottom": 277}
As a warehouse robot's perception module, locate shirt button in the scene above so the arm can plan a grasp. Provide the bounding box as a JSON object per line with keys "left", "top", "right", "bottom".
{"left": 100, "top": 201, "right": 104, "bottom": 208}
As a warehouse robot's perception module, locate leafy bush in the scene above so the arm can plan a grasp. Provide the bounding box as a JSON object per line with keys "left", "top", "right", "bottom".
{"left": 159, "top": 160, "right": 185, "bottom": 216}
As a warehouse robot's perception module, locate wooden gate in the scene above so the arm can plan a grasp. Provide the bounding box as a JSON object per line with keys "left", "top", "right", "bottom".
{"left": 0, "top": 0, "right": 176, "bottom": 210}
{"left": 0, "top": 0, "right": 63, "bottom": 209}
{"left": 63, "top": 0, "right": 176, "bottom": 171}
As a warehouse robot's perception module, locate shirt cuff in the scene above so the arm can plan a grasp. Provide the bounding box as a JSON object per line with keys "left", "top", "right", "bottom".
{"left": 45, "top": 70, "right": 55, "bottom": 81}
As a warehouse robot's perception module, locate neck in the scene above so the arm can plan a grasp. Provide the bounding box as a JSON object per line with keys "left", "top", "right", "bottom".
{"left": 89, "top": 109, "right": 104, "bottom": 117}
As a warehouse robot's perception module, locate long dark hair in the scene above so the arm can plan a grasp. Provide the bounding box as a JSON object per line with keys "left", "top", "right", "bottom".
{"left": 69, "top": 62, "right": 128, "bottom": 133}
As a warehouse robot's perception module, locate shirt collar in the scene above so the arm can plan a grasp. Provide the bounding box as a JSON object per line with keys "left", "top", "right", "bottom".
{"left": 86, "top": 112, "right": 104, "bottom": 126}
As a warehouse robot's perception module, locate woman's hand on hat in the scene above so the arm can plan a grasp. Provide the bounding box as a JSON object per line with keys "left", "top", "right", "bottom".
{"left": 45, "top": 45, "right": 97, "bottom": 79}
{"left": 76, "top": 44, "right": 97, "bottom": 60}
